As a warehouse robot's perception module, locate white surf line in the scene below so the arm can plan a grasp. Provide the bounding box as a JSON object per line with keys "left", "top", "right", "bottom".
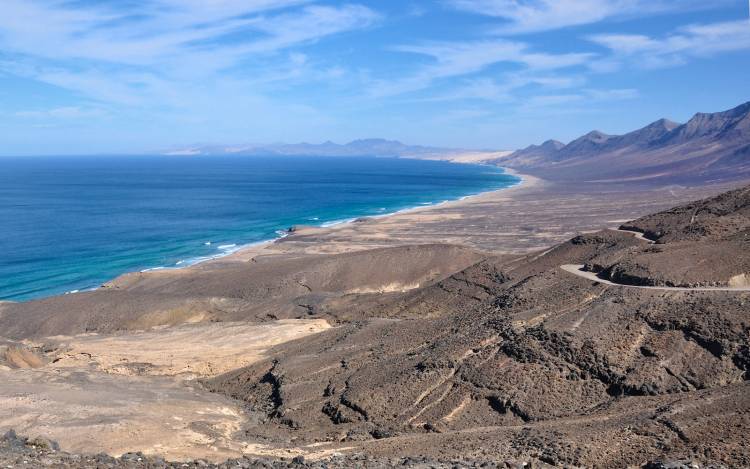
{"left": 560, "top": 265, "right": 750, "bottom": 292}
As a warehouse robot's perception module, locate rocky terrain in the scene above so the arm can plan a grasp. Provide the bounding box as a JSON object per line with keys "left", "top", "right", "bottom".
{"left": 0, "top": 429, "right": 538, "bottom": 468}
{"left": 0, "top": 429, "right": 719, "bottom": 468}
{"left": 497, "top": 102, "right": 750, "bottom": 185}
{"left": 1, "top": 185, "right": 747, "bottom": 468}
{"left": 0, "top": 244, "right": 482, "bottom": 339}
{"left": 200, "top": 186, "right": 750, "bottom": 467}
{"left": 585, "top": 185, "right": 750, "bottom": 288}
{"left": 1, "top": 162, "right": 749, "bottom": 469}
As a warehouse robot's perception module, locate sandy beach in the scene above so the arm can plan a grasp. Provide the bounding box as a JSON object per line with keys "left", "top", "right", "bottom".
{"left": 208, "top": 165, "right": 732, "bottom": 261}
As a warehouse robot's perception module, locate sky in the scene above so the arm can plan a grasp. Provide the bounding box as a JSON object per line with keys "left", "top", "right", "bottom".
{"left": 0, "top": 0, "right": 749, "bottom": 155}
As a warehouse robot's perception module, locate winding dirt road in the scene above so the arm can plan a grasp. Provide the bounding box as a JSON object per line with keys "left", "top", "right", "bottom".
{"left": 614, "top": 228, "right": 655, "bottom": 244}
{"left": 560, "top": 264, "right": 750, "bottom": 292}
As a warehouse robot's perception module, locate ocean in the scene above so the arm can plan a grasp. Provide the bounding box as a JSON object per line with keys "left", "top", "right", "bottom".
{"left": 0, "top": 155, "right": 519, "bottom": 302}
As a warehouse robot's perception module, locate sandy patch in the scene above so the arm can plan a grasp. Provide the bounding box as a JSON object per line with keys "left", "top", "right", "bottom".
{"left": 414, "top": 150, "right": 512, "bottom": 164}
{"left": 43, "top": 319, "right": 331, "bottom": 378}
{"left": 729, "top": 273, "right": 750, "bottom": 288}
{"left": 0, "top": 319, "right": 331, "bottom": 461}
{"left": 240, "top": 442, "right": 355, "bottom": 461}
{"left": 347, "top": 282, "right": 422, "bottom": 294}
{"left": 2, "top": 346, "right": 46, "bottom": 369}
{"left": 0, "top": 368, "right": 249, "bottom": 461}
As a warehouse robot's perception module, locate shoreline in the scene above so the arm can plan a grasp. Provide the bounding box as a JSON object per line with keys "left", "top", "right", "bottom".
{"left": 140, "top": 164, "right": 537, "bottom": 269}
{"left": 167, "top": 164, "right": 524, "bottom": 267}
{"left": 155, "top": 164, "right": 528, "bottom": 267}
{"left": 212, "top": 165, "right": 532, "bottom": 264}
{"left": 11, "top": 163, "right": 524, "bottom": 303}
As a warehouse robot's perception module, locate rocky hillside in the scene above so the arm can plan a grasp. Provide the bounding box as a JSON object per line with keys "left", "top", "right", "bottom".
{"left": 0, "top": 244, "right": 481, "bottom": 339}
{"left": 205, "top": 186, "right": 750, "bottom": 467}
{"left": 621, "top": 184, "right": 750, "bottom": 243}
{"left": 498, "top": 101, "right": 750, "bottom": 184}
{"left": 2, "top": 185, "right": 748, "bottom": 467}
{"left": 0, "top": 429, "right": 523, "bottom": 469}
{"left": 580, "top": 185, "right": 750, "bottom": 288}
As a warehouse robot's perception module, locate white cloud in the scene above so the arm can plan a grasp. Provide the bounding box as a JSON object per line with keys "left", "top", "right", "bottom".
{"left": 446, "top": 0, "right": 730, "bottom": 34}
{"left": 416, "top": 72, "right": 587, "bottom": 104}
{"left": 372, "top": 39, "right": 593, "bottom": 97}
{"left": 439, "top": 78, "right": 515, "bottom": 102}
{"left": 521, "top": 87, "right": 638, "bottom": 109}
{"left": 233, "top": 5, "right": 380, "bottom": 57}
{"left": 394, "top": 40, "right": 594, "bottom": 74}
{"left": 0, "top": 0, "right": 311, "bottom": 65}
{"left": 590, "top": 20, "right": 750, "bottom": 68}
{"left": 14, "top": 106, "right": 106, "bottom": 119}
{"left": 0, "top": 1, "right": 380, "bottom": 108}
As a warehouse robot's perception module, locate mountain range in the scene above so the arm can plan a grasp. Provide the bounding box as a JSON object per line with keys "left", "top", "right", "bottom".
{"left": 497, "top": 101, "right": 750, "bottom": 184}
{"left": 166, "top": 101, "right": 750, "bottom": 186}
{"left": 163, "top": 138, "right": 449, "bottom": 159}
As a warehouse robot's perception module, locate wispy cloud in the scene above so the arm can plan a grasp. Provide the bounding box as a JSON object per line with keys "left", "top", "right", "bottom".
{"left": 414, "top": 72, "right": 587, "bottom": 104}
{"left": 0, "top": 1, "right": 313, "bottom": 65}
{"left": 590, "top": 20, "right": 750, "bottom": 68}
{"left": 14, "top": 106, "right": 107, "bottom": 119}
{"left": 446, "top": 0, "right": 731, "bottom": 34}
{"left": 0, "top": 1, "right": 380, "bottom": 106}
{"left": 371, "top": 39, "right": 593, "bottom": 97}
{"left": 0, "top": 1, "right": 746, "bottom": 153}
{"left": 520, "top": 87, "right": 638, "bottom": 110}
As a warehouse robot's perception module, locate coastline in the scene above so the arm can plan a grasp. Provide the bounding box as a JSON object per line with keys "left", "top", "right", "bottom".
{"left": 9, "top": 160, "right": 534, "bottom": 303}
{"left": 2, "top": 167, "right": 745, "bottom": 463}
{"left": 10, "top": 159, "right": 730, "bottom": 302}
{"left": 203, "top": 165, "right": 531, "bottom": 265}
{"left": 98, "top": 165, "right": 526, "bottom": 284}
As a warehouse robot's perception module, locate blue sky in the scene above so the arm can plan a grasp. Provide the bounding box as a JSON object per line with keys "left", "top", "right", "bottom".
{"left": 0, "top": 0, "right": 749, "bottom": 155}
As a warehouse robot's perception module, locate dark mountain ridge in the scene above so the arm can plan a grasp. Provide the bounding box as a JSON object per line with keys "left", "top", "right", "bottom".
{"left": 499, "top": 101, "right": 750, "bottom": 184}
{"left": 664, "top": 101, "right": 750, "bottom": 144}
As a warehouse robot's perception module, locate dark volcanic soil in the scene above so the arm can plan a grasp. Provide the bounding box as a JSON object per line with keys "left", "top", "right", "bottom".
{"left": 0, "top": 244, "right": 483, "bottom": 339}
{"left": 595, "top": 185, "right": 750, "bottom": 287}
{"left": 0, "top": 429, "right": 718, "bottom": 468}
{"left": 0, "top": 429, "right": 542, "bottom": 468}
{"left": 621, "top": 185, "right": 750, "bottom": 243}
{"left": 203, "top": 187, "right": 750, "bottom": 467}
{"left": 1, "top": 186, "right": 749, "bottom": 468}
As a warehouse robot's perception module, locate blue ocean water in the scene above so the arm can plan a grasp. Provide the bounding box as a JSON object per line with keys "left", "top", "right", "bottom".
{"left": 0, "top": 155, "right": 519, "bottom": 302}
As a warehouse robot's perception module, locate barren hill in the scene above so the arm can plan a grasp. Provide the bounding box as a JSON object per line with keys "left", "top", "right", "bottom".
{"left": 199, "top": 186, "right": 750, "bottom": 467}
{"left": 1, "top": 182, "right": 749, "bottom": 467}
{"left": 498, "top": 101, "right": 750, "bottom": 184}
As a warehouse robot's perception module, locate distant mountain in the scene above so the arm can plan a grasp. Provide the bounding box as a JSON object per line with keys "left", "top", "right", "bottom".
{"left": 163, "top": 139, "right": 449, "bottom": 159}
{"left": 562, "top": 130, "right": 613, "bottom": 157}
{"left": 497, "top": 101, "right": 750, "bottom": 184}
{"left": 663, "top": 101, "right": 750, "bottom": 144}
{"left": 502, "top": 139, "right": 564, "bottom": 167}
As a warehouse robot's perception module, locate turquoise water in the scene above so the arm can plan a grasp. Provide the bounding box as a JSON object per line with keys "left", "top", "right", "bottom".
{"left": 0, "top": 155, "right": 519, "bottom": 301}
